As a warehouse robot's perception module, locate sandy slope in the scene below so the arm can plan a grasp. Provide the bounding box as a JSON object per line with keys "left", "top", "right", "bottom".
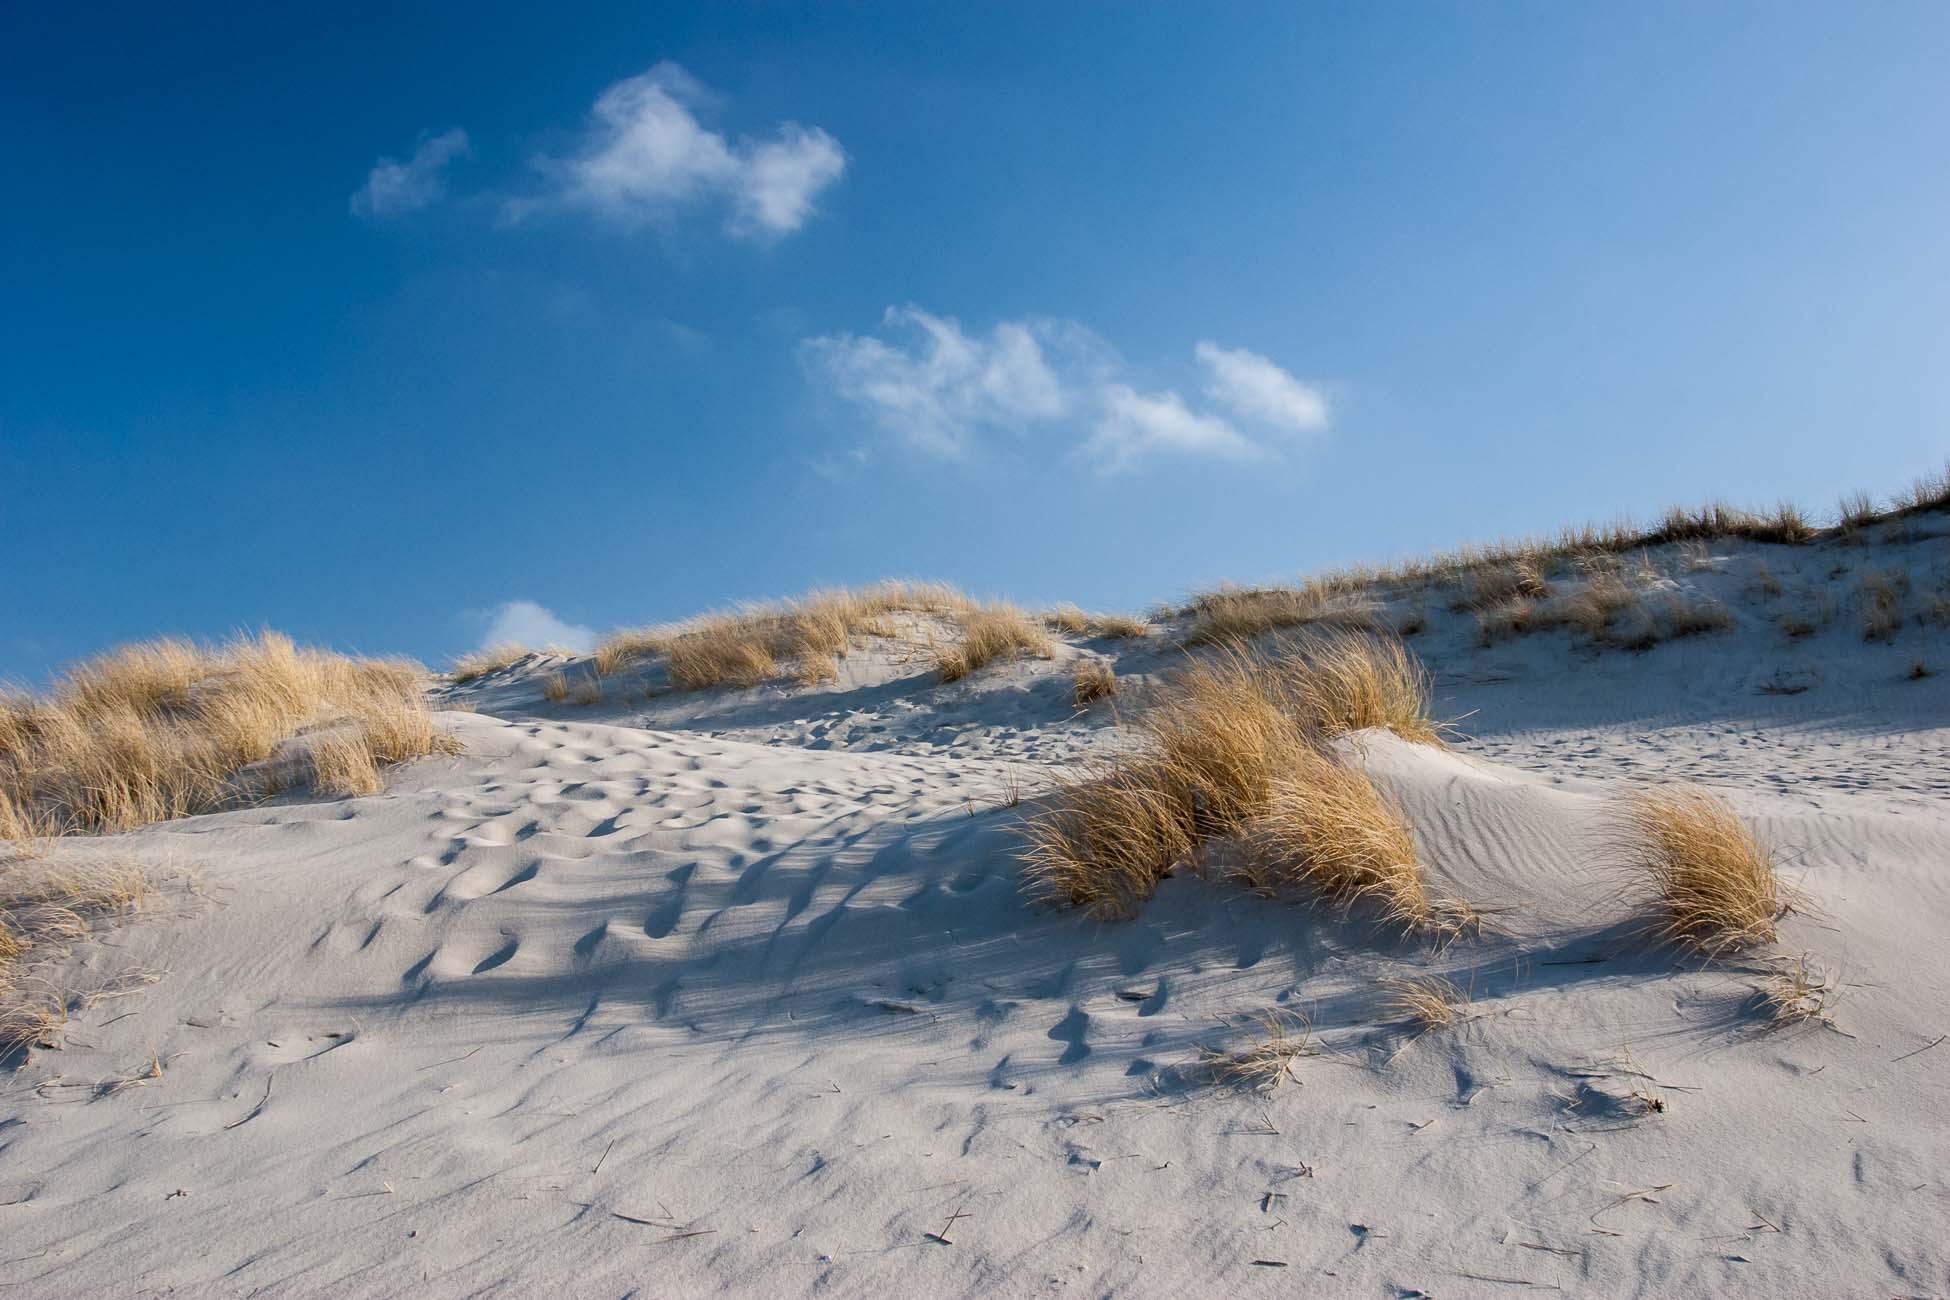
{"left": 5, "top": 530, "right": 1949, "bottom": 1299}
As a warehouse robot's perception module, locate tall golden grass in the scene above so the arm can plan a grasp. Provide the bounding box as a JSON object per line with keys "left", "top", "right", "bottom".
{"left": 1238, "top": 743, "right": 1436, "bottom": 932}
{"left": 1181, "top": 582, "right": 1380, "bottom": 647}
{"left": 0, "top": 633, "right": 456, "bottom": 837}
{"left": 1072, "top": 659, "right": 1117, "bottom": 706}
{"left": 936, "top": 603, "right": 1053, "bottom": 682}
{"left": 601, "top": 581, "right": 977, "bottom": 691}
{"left": 451, "top": 643, "right": 532, "bottom": 683}
{"left": 1021, "top": 635, "right": 1458, "bottom": 929}
{"left": 1620, "top": 787, "right": 1785, "bottom": 956}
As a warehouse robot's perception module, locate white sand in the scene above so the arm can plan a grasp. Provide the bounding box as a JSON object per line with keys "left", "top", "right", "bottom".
{"left": 6, "top": 527, "right": 1949, "bottom": 1298}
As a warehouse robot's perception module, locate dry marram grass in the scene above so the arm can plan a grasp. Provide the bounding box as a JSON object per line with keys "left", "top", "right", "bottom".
{"left": 1195, "top": 1009, "right": 1314, "bottom": 1091}
{"left": 609, "top": 582, "right": 977, "bottom": 691}
{"left": 1620, "top": 787, "right": 1785, "bottom": 956}
{"left": 451, "top": 643, "right": 532, "bottom": 683}
{"left": 1382, "top": 975, "right": 1470, "bottom": 1033}
{"left": 1181, "top": 582, "right": 1379, "bottom": 647}
{"left": 1758, "top": 953, "right": 1837, "bottom": 1029}
{"left": 936, "top": 603, "right": 1053, "bottom": 682}
{"left": 1072, "top": 659, "right": 1117, "bottom": 707}
{"left": 1021, "top": 638, "right": 1463, "bottom": 932}
{"left": 1858, "top": 570, "right": 1907, "bottom": 643}
{"left": 2, "top": 856, "right": 149, "bottom": 1051}
{"left": 0, "top": 634, "right": 456, "bottom": 837}
{"left": 1240, "top": 744, "right": 1443, "bottom": 934}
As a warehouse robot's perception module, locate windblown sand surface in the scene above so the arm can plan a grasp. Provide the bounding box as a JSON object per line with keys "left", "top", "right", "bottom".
{"left": 6, "top": 530, "right": 1949, "bottom": 1298}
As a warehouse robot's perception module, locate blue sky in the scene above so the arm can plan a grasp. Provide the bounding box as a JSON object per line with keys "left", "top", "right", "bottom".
{"left": 4, "top": 3, "right": 1947, "bottom": 681}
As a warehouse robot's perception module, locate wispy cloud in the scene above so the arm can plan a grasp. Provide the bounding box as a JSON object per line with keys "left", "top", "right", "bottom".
{"left": 802, "top": 307, "right": 1329, "bottom": 470}
{"left": 509, "top": 62, "right": 845, "bottom": 240}
{"left": 476, "top": 600, "right": 594, "bottom": 652}
{"left": 1194, "top": 341, "right": 1330, "bottom": 434}
{"left": 800, "top": 307, "right": 1094, "bottom": 456}
{"left": 350, "top": 128, "right": 470, "bottom": 220}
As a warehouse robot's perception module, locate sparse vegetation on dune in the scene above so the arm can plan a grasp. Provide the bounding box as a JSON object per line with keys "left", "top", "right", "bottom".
{"left": 451, "top": 643, "right": 532, "bottom": 683}
{"left": 592, "top": 629, "right": 669, "bottom": 677}
{"left": 1620, "top": 787, "right": 1785, "bottom": 957}
{"left": 936, "top": 603, "right": 1053, "bottom": 682}
{"left": 1041, "top": 604, "right": 1090, "bottom": 635}
{"left": 1021, "top": 636, "right": 1462, "bottom": 932}
{"left": 1239, "top": 743, "right": 1441, "bottom": 933}
{"left": 1072, "top": 659, "right": 1117, "bottom": 707}
{"left": 1382, "top": 975, "right": 1470, "bottom": 1033}
{"left": 1089, "top": 613, "right": 1151, "bottom": 639}
{"left": 0, "top": 633, "right": 456, "bottom": 838}
{"left": 601, "top": 581, "right": 977, "bottom": 691}
{"left": 1, "top": 855, "right": 149, "bottom": 1050}
{"left": 1180, "top": 581, "right": 1379, "bottom": 647}
{"left": 1857, "top": 570, "right": 1908, "bottom": 643}
{"left": 1043, "top": 606, "right": 1150, "bottom": 639}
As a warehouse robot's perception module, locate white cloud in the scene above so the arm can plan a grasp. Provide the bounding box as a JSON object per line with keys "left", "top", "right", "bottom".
{"left": 803, "top": 308, "right": 1328, "bottom": 470}
{"left": 478, "top": 600, "right": 594, "bottom": 652}
{"left": 1195, "top": 341, "right": 1330, "bottom": 433}
{"left": 1085, "top": 384, "right": 1258, "bottom": 471}
{"left": 351, "top": 129, "right": 470, "bottom": 220}
{"left": 517, "top": 62, "right": 844, "bottom": 239}
{"left": 801, "top": 307, "right": 1078, "bottom": 456}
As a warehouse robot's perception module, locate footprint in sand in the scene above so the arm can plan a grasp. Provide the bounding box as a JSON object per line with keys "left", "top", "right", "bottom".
{"left": 1048, "top": 1006, "right": 1091, "bottom": 1065}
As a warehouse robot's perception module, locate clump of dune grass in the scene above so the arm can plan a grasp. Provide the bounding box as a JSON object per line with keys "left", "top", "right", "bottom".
{"left": 570, "top": 677, "right": 604, "bottom": 706}
{"left": 451, "top": 643, "right": 532, "bottom": 683}
{"left": 1194, "top": 1009, "right": 1314, "bottom": 1092}
{"left": 1890, "top": 462, "right": 1950, "bottom": 517}
{"left": 1858, "top": 570, "right": 1908, "bottom": 643}
{"left": 540, "top": 672, "right": 571, "bottom": 703}
{"left": 1041, "top": 604, "right": 1089, "bottom": 635}
{"left": 1239, "top": 744, "right": 1441, "bottom": 934}
{"left": 1780, "top": 587, "right": 1835, "bottom": 640}
{"left": 1181, "top": 582, "right": 1380, "bottom": 647}
{"left": 1022, "top": 638, "right": 1462, "bottom": 934}
{"left": 1280, "top": 630, "right": 1444, "bottom": 744}
{"left": 1757, "top": 953, "right": 1837, "bottom": 1030}
{"left": 936, "top": 602, "right": 1053, "bottom": 682}
{"left": 795, "top": 651, "right": 840, "bottom": 687}
{"left": 1619, "top": 787, "right": 1785, "bottom": 957}
{"left": 592, "top": 628, "right": 669, "bottom": 677}
{"left": 1748, "top": 562, "right": 1783, "bottom": 599}
{"left": 624, "top": 581, "right": 977, "bottom": 691}
{"left": 1072, "top": 659, "right": 1117, "bottom": 707}
{"left": 1909, "top": 660, "right": 1934, "bottom": 681}
{"left": 0, "top": 634, "right": 455, "bottom": 838}
{"left": 2, "top": 856, "right": 149, "bottom": 1051}
{"left": 1090, "top": 613, "right": 1150, "bottom": 639}
{"left": 1382, "top": 974, "right": 1470, "bottom": 1034}
{"left": 1838, "top": 491, "right": 1880, "bottom": 533}
{"left": 1454, "top": 557, "right": 1549, "bottom": 612}
{"left": 1019, "top": 758, "right": 1196, "bottom": 919}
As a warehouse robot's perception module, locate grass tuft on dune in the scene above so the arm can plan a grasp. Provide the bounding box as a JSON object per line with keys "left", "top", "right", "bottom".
{"left": 1621, "top": 786, "right": 1785, "bottom": 956}
{"left": 1021, "top": 635, "right": 1462, "bottom": 931}
{"left": 0, "top": 633, "right": 456, "bottom": 838}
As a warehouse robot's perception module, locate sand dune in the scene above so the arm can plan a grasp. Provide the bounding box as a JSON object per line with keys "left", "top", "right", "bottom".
{"left": 5, "top": 518, "right": 1949, "bottom": 1298}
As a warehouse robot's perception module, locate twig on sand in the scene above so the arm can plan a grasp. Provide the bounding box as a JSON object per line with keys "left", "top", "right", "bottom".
{"left": 925, "top": 1199, "right": 973, "bottom": 1246}
{"left": 1891, "top": 1033, "right": 1944, "bottom": 1063}
{"left": 1456, "top": 1273, "right": 1560, "bottom": 1290}
{"left": 223, "top": 1075, "right": 273, "bottom": 1130}
{"left": 1590, "top": 1184, "right": 1675, "bottom": 1229}
{"left": 419, "top": 1045, "right": 485, "bottom": 1070}
{"left": 593, "top": 1138, "right": 617, "bottom": 1175}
